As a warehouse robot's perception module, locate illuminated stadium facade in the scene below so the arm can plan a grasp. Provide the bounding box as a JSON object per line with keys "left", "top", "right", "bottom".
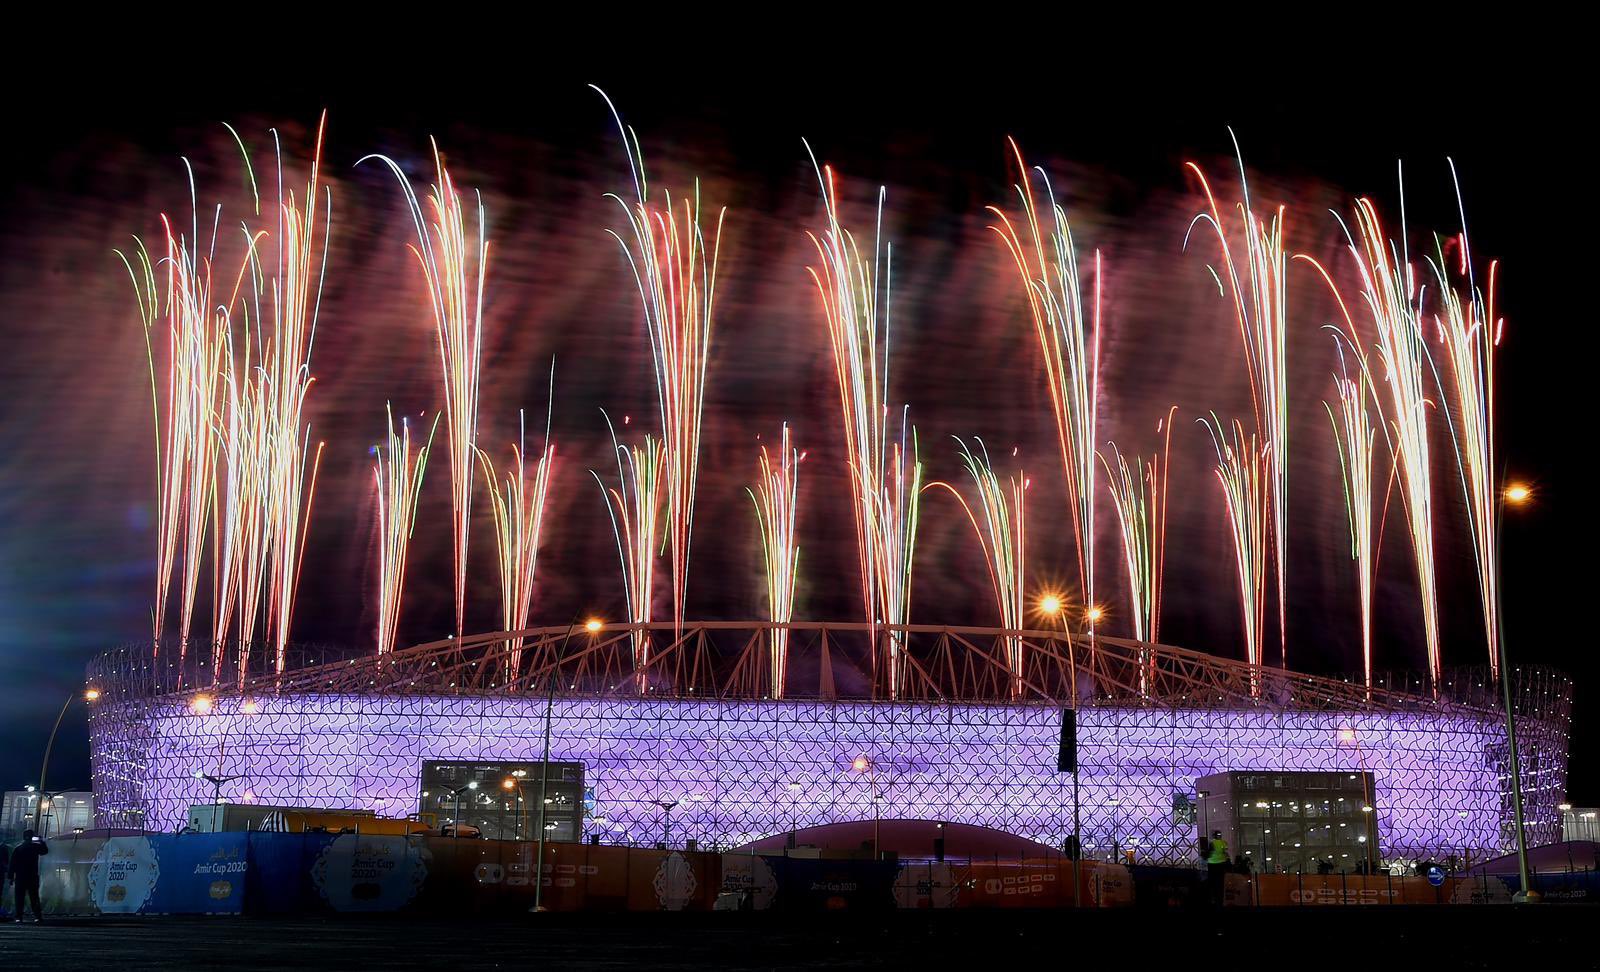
{"left": 86, "top": 622, "right": 1572, "bottom": 866}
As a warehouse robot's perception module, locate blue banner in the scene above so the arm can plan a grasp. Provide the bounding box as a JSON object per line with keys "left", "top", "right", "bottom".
{"left": 245, "top": 831, "right": 336, "bottom": 914}
{"left": 86, "top": 833, "right": 249, "bottom": 915}
{"left": 149, "top": 833, "right": 249, "bottom": 914}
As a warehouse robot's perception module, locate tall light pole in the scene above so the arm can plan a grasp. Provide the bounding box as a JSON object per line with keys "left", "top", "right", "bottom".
{"left": 852, "top": 756, "right": 880, "bottom": 859}
{"left": 655, "top": 799, "right": 679, "bottom": 847}
{"left": 1497, "top": 481, "right": 1537, "bottom": 902}
{"left": 442, "top": 781, "right": 478, "bottom": 836}
{"left": 36, "top": 789, "right": 72, "bottom": 838}
{"left": 788, "top": 781, "right": 803, "bottom": 846}
{"left": 505, "top": 771, "right": 531, "bottom": 839}
{"left": 1041, "top": 594, "right": 1081, "bottom": 908}
{"left": 533, "top": 616, "right": 599, "bottom": 913}
{"left": 35, "top": 687, "right": 99, "bottom": 829}
{"left": 197, "top": 772, "right": 244, "bottom": 807}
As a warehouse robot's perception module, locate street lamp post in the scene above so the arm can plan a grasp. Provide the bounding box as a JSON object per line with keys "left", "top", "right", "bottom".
{"left": 198, "top": 773, "right": 244, "bottom": 807}
{"left": 1496, "top": 481, "right": 1537, "bottom": 902}
{"left": 852, "top": 756, "right": 880, "bottom": 859}
{"left": 442, "top": 781, "right": 478, "bottom": 836}
{"left": 788, "top": 781, "right": 803, "bottom": 847}
{"left": 35, "top": 688, "right": 99, "bottom": 829}
{"left": 655, "top": 799, "right": 679, "bottom": 847}
{"left": 505, "top": 772, "right": 532, "bottom": 840}
{"left": 532, "top": 617, "right": 599, "bottom": 913}
{"left": 1041, "top": 595, "right": 1082, "bottom": 908}
{"left": 36, "top": 789, "right": 71, "bottom": 838}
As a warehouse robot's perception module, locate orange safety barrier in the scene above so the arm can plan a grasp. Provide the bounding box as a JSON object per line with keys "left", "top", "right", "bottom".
{"left": 428, "top": 840, "right": 722, "bottom": 911}
{"left": 1223, "top": 872, "right": 1507, "bottom": 905}
{"left": 893, "top": 859, "right": 1134, "bottom": 909}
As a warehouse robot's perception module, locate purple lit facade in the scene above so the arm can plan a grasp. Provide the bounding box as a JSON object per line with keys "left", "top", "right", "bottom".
{"left": 91, "top": 692, "right": 1568, "bottom": 865}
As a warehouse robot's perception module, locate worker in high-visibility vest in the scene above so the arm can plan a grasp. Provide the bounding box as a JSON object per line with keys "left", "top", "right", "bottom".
{"left": 1206, "top": 830, "right": 1230, "bottom": 905}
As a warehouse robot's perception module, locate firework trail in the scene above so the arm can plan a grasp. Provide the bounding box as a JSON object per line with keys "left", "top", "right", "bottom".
{"left": 1310, "top": 193, "right": 1442, "bottom": 684}
{"left": 247, "top": 122, "right": 332, "bottom": 675}
{"left": 116, "top": 237, "right": 179, "bottom": 647}
{"left": 1200, "top": 414, "right": 1270, "bottom": 687}
{"left": 1185, "top": 133, "right": 1289, "bottom": 666}
{"left": 927, "top": 438, "right": 1027, "bottom": 698}
{"left": 361, "top": 143, "right": 487, "bottom": 641}
{"left": 479, "top": 367, "right": 557, "bottom": 682}
{"left": 871, "top": 418, "right": 923, "bottom": 698}
{"left": 1097, "top": 405, "right": 1177, "bottom": 648}
{"left": 374, "top": 404, "right": 437, "bottom": 656}
{"left": 118, "top": 189, "right": 230, "bottom": 664}
{"left": 593, "top": 86, "right": 725, "bottom": 641}
{"left": 1430, "top": 166, "right": 1503, "bottom": 679}
{"left": 594, "top": 413, "right": 666, "bottom": 693}
{"left": 211, "top": 322, "right": 271, "bottom": 677}
{"left": 746, "top": 425, "right": 801, "bottom": 698}
{"left": 987, "top": 139, "right": 1100, "bottom": 636}
{"left": 1299, "top": 237, "right": 1384, "bottom": 691}
{"left": 174, "top": 260, "right": 224, "bottom": 665}
{"left": 1321, "top": 344, "right": 1378, "bottom": 691}
{"left": 803, "top": 147, "right": 923, "bottom": 699}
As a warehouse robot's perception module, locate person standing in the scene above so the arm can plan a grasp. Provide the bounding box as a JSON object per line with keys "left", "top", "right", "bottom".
{"left": 1205, "top": 830, "right": 1230, "bottom": 906}
{"left": 8, "top": 828, "right": 49, "bottom": 923}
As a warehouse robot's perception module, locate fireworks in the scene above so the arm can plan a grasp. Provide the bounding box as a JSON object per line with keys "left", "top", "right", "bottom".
{"left": 1319, "top": 193, "right": 1442, "bottom": 684}
{"left": 1185, "top": 134, "right": 1289, "bottom": 666}
{"left": 253, "top": 124, "right": 331, "bottom": 675}
{"left": 1097, "top": 406, "right": 1176, "bottom": 648}
{"left": 927, "top": 438, "right": 1027, "bottom": 697}
{"left": 106, "top": 114, "right": 1522, "bottom": 699}
{"left": 478, "top": 372, "right": 558, "bottom": 683}
{"left": 1430, "top": 166, "right": 1503, "bottom": 679}
{"left": 118, "top": 119, "right": 329, "bottom": 680}
{"left": 746, "top": 425, "right": 801, "bottom": 698}
{"left": 175, "top": 270, "right": 224, "bottom": 667}
{"left": 594, "top": 413, "right": 666, "bottom": 692}
{"left": 593, "top": 86, "right": 725, "bottom": 640}
{"left": 803, "top": 147, "right": 923, "bottom": 699}
{"left": 988, "top": 139, "right": 1099, "bottom": 640}
{"left": 1300, "top": 241, "right": 1382, "bottom": 692}
{"left": 373, "top": 405, "right": 436, "bottom": 657}
{"left": 1200, "top": 414, "right": 1270, "bottom": 682}
{"left": 360, "top": 142, "right": 487, "bottom": 641}
{"left": 118, "top": 208, "right": 225, "bottom": 663}
{"left": 116, "top": 237, "right": 177, "bottom": 645}
{"left": 212, "top": 319, "right": 271, "bottom": 676}
{"left": 1322, "top": 347, "right": 1378, "bottom": 691}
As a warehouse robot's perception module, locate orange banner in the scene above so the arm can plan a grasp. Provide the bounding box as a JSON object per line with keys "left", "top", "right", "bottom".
{"left": 1228, "top": 872, "right": 1488, "bottom": 906}
{"left": 893, "top": 859, "right": 1132, "bottom": 908}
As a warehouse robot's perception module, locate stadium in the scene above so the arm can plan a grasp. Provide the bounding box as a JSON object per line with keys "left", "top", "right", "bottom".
{"left": 85, "top": 621, "right": 1572, "bottom": 867}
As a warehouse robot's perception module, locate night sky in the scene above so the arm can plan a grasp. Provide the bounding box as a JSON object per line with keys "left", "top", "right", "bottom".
{"left": 1, "top": 61, "right": 1590, "bottom": 804}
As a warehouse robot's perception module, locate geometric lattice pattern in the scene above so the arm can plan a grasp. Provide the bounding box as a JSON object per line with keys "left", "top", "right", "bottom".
{"left": 86, "top": 622, "right": 1572, "bottom": 868}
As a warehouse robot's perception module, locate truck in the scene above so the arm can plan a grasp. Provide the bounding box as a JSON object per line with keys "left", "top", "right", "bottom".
{"left": 187, "top": 803, "right": 432, "bottom": 836}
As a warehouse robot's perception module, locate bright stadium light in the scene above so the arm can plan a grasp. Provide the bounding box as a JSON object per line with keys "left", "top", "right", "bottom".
{"left": 585, "top": 618, "right": 604, "bottom": 633}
